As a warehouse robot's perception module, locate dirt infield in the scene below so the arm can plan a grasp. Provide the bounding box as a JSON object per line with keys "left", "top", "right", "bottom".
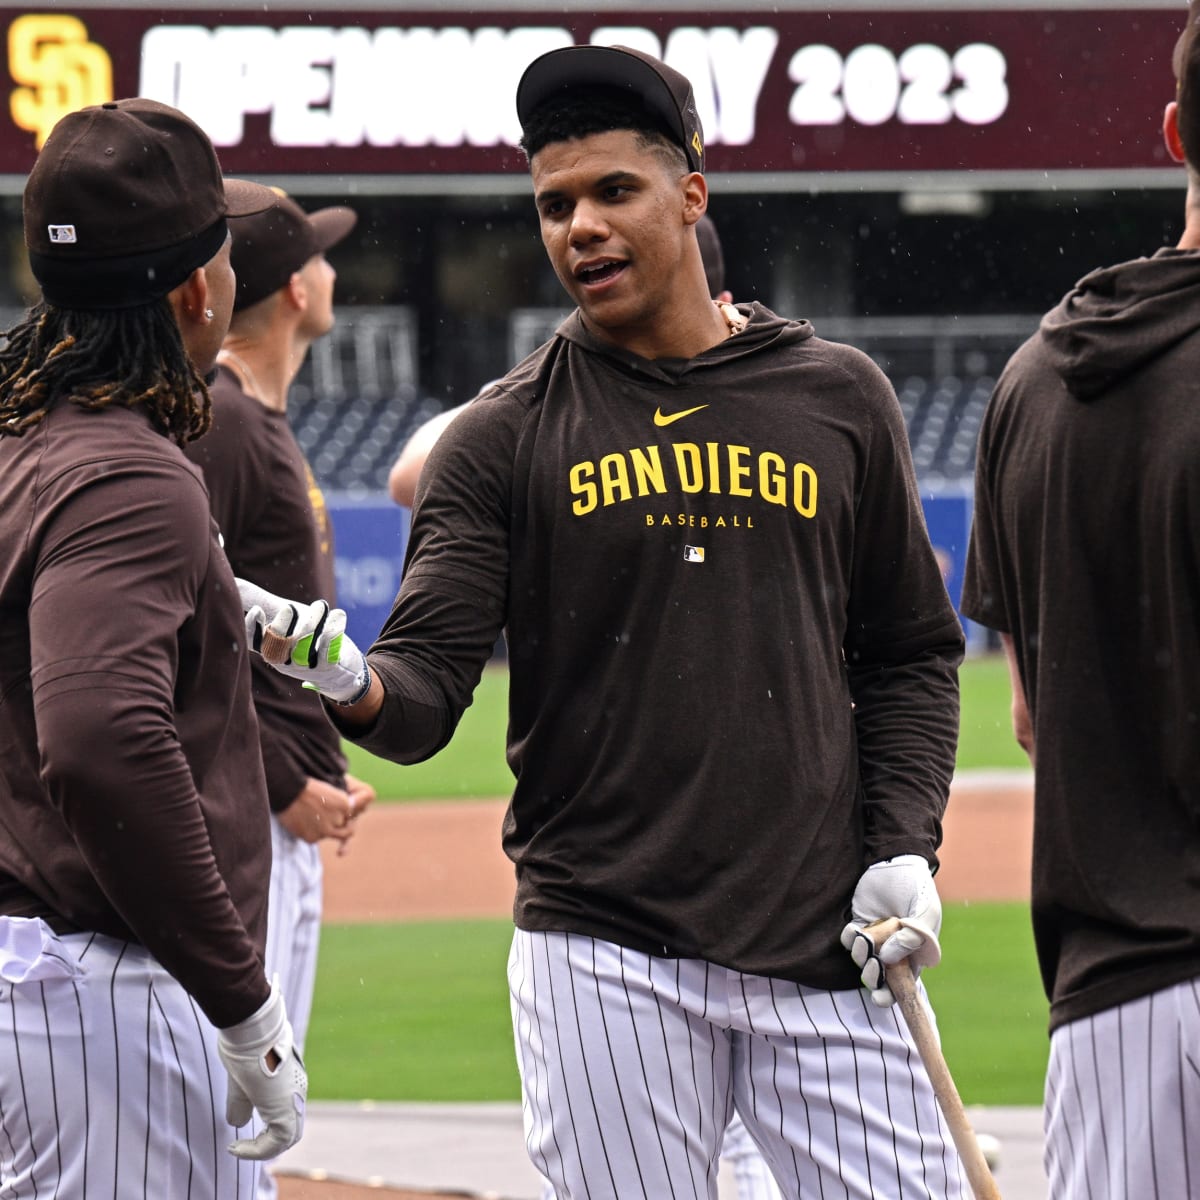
{"left": 315, "top": 773, "right": 1035, "bottom": 925}
{"left": 277, "top": 773, "right": 1034, "bottom": 1199}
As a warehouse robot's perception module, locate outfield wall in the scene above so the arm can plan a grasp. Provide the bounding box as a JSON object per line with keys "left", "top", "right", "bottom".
{"left": 328, "top": 485, "right": 986, "bottom": 653}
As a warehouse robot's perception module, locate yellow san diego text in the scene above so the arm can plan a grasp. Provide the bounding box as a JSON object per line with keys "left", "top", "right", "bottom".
{"left": 569, "top": 442, "right": 818, "bottom": 518}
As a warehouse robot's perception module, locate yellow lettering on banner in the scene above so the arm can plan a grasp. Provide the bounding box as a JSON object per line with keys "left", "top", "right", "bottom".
{"left": 9, "top": 15, "right": 113, "bottom": 149}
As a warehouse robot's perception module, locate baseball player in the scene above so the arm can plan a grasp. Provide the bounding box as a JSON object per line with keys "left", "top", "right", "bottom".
{"left": 385, "top": 211, "right": 781, "bottom": 1200}
{"left": 962, "top": 8, "right": 1200, "bottom": 1196}
{"left": 0, "top": 99, "right": 306, "bottom": 1196}
{"left": 184, "top": 190, "right": 376, "bottom": 1198}
{"left": 243, "top": 45, "right": 966, "bottom": 1198}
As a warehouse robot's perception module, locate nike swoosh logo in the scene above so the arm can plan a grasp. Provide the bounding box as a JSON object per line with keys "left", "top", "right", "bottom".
{"left": 654, "top": 404, "right": 709, "bottom": 427}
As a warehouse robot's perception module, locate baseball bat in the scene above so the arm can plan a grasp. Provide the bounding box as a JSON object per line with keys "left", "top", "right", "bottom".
{"left": 865, "top": 919, "right": 1003, "bottom": 1200}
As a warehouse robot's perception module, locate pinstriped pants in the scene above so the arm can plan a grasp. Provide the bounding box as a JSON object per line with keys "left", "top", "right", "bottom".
{"left": 0, "top": 918, "right": 260, "bottom": 1199}
{"left": 508, "top": 929, "right": 967, "bottom": 1200}
{"left": 257, "top": 817, "right": 324, "bottom": 1200}
{"left": 1044, "top": 975, "right": 1200, "bottom": 1200}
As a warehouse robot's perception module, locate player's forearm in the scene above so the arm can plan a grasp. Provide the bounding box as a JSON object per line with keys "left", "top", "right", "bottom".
{"left": 325, "top": 653, "right": 453, "bottom": 763}
{"left": 849, "top": 642, "right": 962, "bottom": 864}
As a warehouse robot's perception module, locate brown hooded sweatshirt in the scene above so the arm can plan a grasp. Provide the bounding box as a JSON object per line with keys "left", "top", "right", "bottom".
{"left": 339, "top": 302, "right": 964, "bottom": 991}
{"left": 964, "top": 248, "right": 1200, "bottom": 1030}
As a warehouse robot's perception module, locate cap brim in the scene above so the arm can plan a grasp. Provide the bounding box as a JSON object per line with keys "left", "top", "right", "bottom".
{"left": 223, "top": 177, "right": 279, "bottom": 218}
{"left": 517, "top": 45, "right": 672, "bottom": 128}
{"left": 309, "top": 206, "right": 358, "bottom": 253}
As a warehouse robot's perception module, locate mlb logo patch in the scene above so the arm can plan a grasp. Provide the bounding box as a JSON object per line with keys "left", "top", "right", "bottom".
{"left": 48, "top": 224, "right": 77, "bottom": 244}
{"left": 683, "top": 545, "right": 705, "bottom": 563}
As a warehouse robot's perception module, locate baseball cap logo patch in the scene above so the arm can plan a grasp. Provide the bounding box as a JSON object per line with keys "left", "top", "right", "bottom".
{"left": 47, "top": 224, "right": 76, "bottom": 244}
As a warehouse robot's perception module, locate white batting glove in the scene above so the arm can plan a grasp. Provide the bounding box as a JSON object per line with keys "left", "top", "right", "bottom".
{"left": 839, "top": 854, "right": 942, "bottom": 1006}
{"left": 238, "top": 578, "right": 371, "bottom": 706}
{"left": 217, "top": 980, "right": 307, "bottom": 1160}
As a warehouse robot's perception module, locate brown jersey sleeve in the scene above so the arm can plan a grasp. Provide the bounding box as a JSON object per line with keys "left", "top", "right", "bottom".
{"left": 29, "top": 456, "right": 269, "bottom": 1027}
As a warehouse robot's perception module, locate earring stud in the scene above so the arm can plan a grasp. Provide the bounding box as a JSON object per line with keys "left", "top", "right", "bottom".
{"left": 204, "top": 308, "right": 214, "bottom": 321}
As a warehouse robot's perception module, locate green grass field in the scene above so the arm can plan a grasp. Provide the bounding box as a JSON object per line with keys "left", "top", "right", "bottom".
{"left": 317, "top": 653, "right": 1047, "bottom": 1106}
{"left": 308, "top": 902, "right": 1047, "bottom": 1106}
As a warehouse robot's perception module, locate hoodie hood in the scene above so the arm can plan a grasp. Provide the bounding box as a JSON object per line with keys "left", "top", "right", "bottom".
{"left": 554, "top": 301, "right": 812, "bottom": 385}
{"left": 1041, "top": 247, "right": 1200, "bottom": 400}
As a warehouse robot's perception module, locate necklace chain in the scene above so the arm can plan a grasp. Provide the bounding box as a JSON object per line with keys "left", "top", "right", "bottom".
{"left": 715, "top": 300, "right": 748, "bottom": 337}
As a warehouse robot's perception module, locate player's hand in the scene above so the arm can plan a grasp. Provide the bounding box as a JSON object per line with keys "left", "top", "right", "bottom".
{"left": 280, "top": 777, "right": 359, "bottom": 846}
{"left": 238, "top": 578, "right": 371, "bottom": 705}
{"left": 839, "top": 854, "right": 942, "bottom": 1006}
{"left": 217, "top": 979, "right": 307, "bottom": 1159}
{"left": 335, "top": 773, "right": 377, "bottom": 857}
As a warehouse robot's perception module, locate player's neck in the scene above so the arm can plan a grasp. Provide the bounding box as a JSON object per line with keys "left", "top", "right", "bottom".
{"left": 586, "top": 292, "right": 739, "bottom": 362}
{"left": 218, "top": 332, "right": 309, "bottom": 414}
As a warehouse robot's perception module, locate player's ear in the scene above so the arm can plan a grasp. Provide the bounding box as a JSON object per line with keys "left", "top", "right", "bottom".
{"left": 283, "top": 271, "right": 307, "bottom": 314}
{"left": 1165, "top": 100, "right": 1187, "bottom": 164}
{"left": 167, "top": 266, "right": 210, "bottom": 331}
{"left": 681, "top": 170, "right": 708, "bottom": 228}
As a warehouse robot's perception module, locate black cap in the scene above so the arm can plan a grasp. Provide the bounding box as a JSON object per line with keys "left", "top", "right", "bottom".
{"left": 516, "top": 44, "right": 705, "bottom": 173}
{"left": 24, "top": 98, "right": 275, "bottom": 310}
{"left": 230, "top": 192, "right": 357, "bottom": 311}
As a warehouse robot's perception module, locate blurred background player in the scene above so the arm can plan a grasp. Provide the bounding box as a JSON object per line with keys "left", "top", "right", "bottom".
{"left": 184, "top": 189, "right": 376, "bottom": 1198}
{"left": 388, "top": 210, "right": 779, "bottom": 1200}
{"left": 962, "top": 6, "right": 1200, "bottom": 1197}
{"left": 0, "top": 98, "right": 305, "bottom": 1196}
{"left": 242, "top": 44, "right": 965, "bottom": 1198}
{"left": 388, "top": 211, "right": 733, "bottom": 510}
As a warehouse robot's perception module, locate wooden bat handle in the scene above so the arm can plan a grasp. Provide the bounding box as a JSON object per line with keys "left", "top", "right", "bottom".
{"left": 865, "top": 919, "right": 1003, "bottom": 1200}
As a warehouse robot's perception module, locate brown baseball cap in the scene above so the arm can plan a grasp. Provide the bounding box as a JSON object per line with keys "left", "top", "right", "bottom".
{"left": 516, "top": 44, "right": 705, "bottom": 173}
{"left": 23, "top": 98, "right": 276, "bottom": 310}
{"left": 230, "top": 191, "right": 357, "bottom": 312}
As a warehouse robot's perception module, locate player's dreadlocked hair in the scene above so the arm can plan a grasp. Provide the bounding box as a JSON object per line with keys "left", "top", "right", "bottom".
{"left": 0, "top": 300, "right": 212, "bottom": 446}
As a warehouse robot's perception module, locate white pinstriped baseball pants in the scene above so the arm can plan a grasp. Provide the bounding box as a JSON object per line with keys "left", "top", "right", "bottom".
{"left": 537, "top": 1100, "right": 783, "bottom": 1200}
{"left": 1044, "top": 975, "right": 1200, "bottom": 1200}
{"left": 0, "top": 916, "right": 260, "bottom": 1199}
{"left": 508, "top": 929, "right": 967, "bottom": 1200}
{"left": 257, "top": 816, "right": 324, "bottom": 1200}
